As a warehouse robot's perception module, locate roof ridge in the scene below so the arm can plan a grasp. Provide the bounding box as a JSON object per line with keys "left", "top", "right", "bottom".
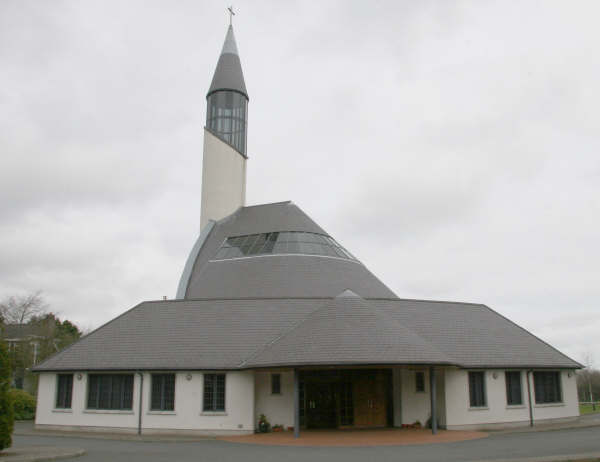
{"left": 370, "top": 302, "right": 456, "bottom": 363}
{"left": 147, "top": 296, "right": 337, "bottom": 304}
{"left": 478, "top": 303, "right": 583, "bottom": 368}
{"left": 367, "top": 297, "right": 487, "bottom": 307}
{"left": 245, "top": 296, "right": 455, "bottom": 367}
{"left": 237, "top": 300, "right": 330, "bottom": 368}
{"left": 32, "top": 301, "right": 147, "bottom": 371}
{"left": 241, "top": 200, "right": 292, "bottom": 209}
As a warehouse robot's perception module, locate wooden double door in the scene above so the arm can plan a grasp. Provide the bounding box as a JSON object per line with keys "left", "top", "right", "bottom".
{"left": 353, "top": 371, "right": 387, "bottom": 427}
{"left": 303, "top": 370, "right": 388, "bottom": 429}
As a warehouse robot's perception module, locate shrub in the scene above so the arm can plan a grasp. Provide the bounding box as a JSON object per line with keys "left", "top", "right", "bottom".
{"left": 0, "top": 342, "right": 14, "bottom": 451}
{"left": 257, "top": 413, "right": 271, "bottom": 433}
{"left": 9, "top": 389, "right": 36, "bottom": 420}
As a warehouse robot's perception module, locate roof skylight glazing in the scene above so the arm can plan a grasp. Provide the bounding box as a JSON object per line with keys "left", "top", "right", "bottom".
{"left": 213, "top": 232, "right": 357, "bottom": 261}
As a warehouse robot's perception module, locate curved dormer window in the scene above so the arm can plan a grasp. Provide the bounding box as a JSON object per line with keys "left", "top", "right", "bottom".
{"left": 213, "top": 231, "right": 356, "bottom": 261}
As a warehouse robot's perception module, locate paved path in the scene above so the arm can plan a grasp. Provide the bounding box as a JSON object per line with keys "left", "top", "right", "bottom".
{"left": 219, "top": 428, "right": 488, "bottom": 446}
{"left": 0, "top": 446, "right": 85, "bottom": 462}
{"left": 10, "top": 426, "right": 600, "bottom": 462}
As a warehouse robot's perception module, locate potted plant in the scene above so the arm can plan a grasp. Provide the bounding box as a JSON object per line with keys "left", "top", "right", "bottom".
{"left": 272, "top": 424, "right": 283, "bottom": 432}
{"left": 257, "top": 414, "right": 271, "bottom": 433}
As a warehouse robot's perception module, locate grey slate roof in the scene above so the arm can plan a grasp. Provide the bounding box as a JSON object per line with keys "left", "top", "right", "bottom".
{"left": 182, "top": 201, "right": 396, "bottom": 299}
{"left": 244, "top": 291, "right": 452, "bottom": 368}
{"left": 207, "top": 25, "right": 248, "bottom": 98}
{"left": 33, "top": 294, "right": 581, "bottom": 372}
{"left": 33, "top": 201, "right": 580, "bottom": 372}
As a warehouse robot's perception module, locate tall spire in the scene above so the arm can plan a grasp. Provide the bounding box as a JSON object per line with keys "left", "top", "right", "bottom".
{"left": 207, "top": 25, "right": 248, "bottom": 99}
{"left": 200, "top": 23, "right": 249, "bottom": 231}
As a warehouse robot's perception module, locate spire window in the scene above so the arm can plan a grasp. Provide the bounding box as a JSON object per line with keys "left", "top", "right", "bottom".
{"left": 207, "top": 90, "right": 247, "bottom": 155}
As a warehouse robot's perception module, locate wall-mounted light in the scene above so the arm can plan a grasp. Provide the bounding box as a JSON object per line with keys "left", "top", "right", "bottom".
{"left": 76, "top": 373, "right": 83, "bottom": 380}
{"left": 568, "top": 372, "right": 572, "bottom": 378}
{"left": 186, "top": 373, "right": 193, "bottom": 381}
{"left": 492, "top": 372, "right": 498, "bottom": 379}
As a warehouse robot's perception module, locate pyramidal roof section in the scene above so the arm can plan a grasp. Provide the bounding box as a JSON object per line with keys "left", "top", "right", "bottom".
{"left": 207, "top": 25, "right": 248, "bottom": 99}
{"left": 244, "top": 295, "right": 454, "bottom": 368}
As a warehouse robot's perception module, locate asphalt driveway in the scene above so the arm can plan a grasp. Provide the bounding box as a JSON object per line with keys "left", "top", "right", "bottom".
{"left": 11, "top": 425, "right": 600, "bottom": 462}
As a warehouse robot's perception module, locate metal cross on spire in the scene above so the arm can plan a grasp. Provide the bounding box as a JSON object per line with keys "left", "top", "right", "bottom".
{"left": 227, "top": 6, "right": 235, "bottom": 26}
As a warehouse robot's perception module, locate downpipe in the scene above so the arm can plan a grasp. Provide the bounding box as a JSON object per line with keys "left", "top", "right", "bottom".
{"left": 526, "top": 370, "right": 534, "bottom": 427}
{"left": 137, "top": 372, "right": 144, "bottom": 435}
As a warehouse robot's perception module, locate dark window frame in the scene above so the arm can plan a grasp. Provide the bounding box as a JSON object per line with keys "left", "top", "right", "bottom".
{"left": 203, "top": 373, "right": 226, "bottom": 412}
{"left": 415, "top": 371, "right": 425, "bottom": 392}
{"left": 55, "top": 374, "right": 73, "bottom": 409}
{"left": 87, "top": 374, "right": 134, "bottom": 410}
{"left": 150, "top": 373, "right": 176, "bottom": 411}
{"left": 271, "top": 373, "right": 281, "bottom": 395}
{"left": 534, "top": 371, "right": 562, "bottom": 404}
{"left": 468, "top": 371, "right": 487, "bottom": 408}
{"left": 505, "top": 371, "right": 523, "bottom": 406}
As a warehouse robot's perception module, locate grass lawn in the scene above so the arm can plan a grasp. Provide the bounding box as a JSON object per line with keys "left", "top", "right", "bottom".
{"left": 579, "top": 403, "right": 600, "bottom": 415}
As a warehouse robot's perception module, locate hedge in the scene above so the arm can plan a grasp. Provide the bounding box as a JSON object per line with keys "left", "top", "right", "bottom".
{"left": 0, "top": 342, "right": 14, "bottom": 451}
{"left": 9, "top": 389, "right": 36, "bottom": 420}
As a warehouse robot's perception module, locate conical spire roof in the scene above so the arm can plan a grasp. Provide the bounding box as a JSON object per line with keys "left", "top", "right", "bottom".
{"left": 207, "top": 25, "right": 248, "bottom": 99}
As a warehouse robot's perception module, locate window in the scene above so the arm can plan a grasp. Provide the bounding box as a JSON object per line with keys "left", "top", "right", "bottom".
{"left": 203, "top": 374, "right": 226, "bottom": 412}
{"left": 151, "top": 374, "right": 175, "bottom": 411}
{"left": 534, "top": 371, "right": 562, "bottom": 404}
{"left": 339, "top": 381, "right": 354, "bottom": 426}
{"left": 55, "top": 374, "right": 73, "bottom": 409}
{"left": 213, "top": 231, "right": 357, "bottom": 262}
{"left": 206, "top": 91, "right": 247, "bottom": 154}
{"left": 505, "top": 371, "right": 523, "bottom": 405}
{"left": 87, "top": 374, "right": 134, "bottom": 410}
{"left": 415, "top": 371, "right": 425, "bottom": 392}
{"left": 469, "top": 371, "right": 486, "bottom": 407}
{"left": 271, "top": 374, "right": 281, "bottom": 395}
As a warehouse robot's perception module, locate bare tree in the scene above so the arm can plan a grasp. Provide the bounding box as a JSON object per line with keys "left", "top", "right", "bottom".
{"left": 583, "top": 352, "right": 596, "bottom": 410}
{"left": 0, "top": 291, "right": 47, "bottom": 324}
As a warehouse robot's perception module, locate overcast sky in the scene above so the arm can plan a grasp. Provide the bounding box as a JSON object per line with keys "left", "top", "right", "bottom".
{"left": 1, "top": 0, "right": 598, "bottom": 365}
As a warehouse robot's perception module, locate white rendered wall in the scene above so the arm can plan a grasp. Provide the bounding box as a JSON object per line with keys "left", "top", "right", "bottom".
{"left": 200, "top": 129, "right": 246, "bottom": 230}
{"left": 399, "top": 368, "right": 432, "bottom": 426}
{"left": 254, "top": 370, "right": 294, "bottom": 429}
{"left": 444, "top": 369, "right": 579, "bottom": 430}
{"left": 36, "top": 372, "right": 139, "bottom": 431}
{"left": 36, "top": 371, "right": 255, "bottom": 435}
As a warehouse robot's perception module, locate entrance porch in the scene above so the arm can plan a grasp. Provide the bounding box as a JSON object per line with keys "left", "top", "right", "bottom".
{"left": 254, "top": 366, "right": 445, "bottom": 437}
{"left": 299, "top": 369, "right": 392, "bottom": 429}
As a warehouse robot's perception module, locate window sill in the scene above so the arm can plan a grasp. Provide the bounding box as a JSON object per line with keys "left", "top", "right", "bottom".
{"left": 147, "top": 411, "right": 176, "bottom": 415}
{"left": 52, "top": 408, "right": 73, "bottom": 413}
{"left": 200, "top": 411, "right": 228, "bottom": 416}
{"left": 506, "top": 405, "right": 526, "bottom": 409}
{"left": 84, "top": 409, "right": 134, "bottom": 415}
{"left": 534, "top": 402, "right": 565, "bottom": 408}
{"left": 468, "top": 406, "right": 489, "bottom": 411}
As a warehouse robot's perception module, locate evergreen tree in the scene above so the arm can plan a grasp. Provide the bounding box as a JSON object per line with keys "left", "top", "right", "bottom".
{"left": 0, "top": 341, "right": 14, "bottom": 450}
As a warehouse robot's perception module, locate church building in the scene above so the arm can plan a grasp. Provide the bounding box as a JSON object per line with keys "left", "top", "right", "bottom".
{"left": 33, "top": 24, "right": 581, "bottom": 436}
